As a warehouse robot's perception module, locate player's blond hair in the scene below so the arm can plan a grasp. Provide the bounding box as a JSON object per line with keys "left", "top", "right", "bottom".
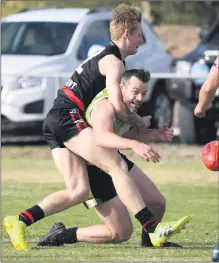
{"left": 110, "top": 4, "right": 141, "bottom": 41}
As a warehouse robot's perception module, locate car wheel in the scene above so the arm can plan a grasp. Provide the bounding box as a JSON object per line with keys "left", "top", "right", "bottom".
{"left": 178, "top": 104, "right": 217, "bottom": 145}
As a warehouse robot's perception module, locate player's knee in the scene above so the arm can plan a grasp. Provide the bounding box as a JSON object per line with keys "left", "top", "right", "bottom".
{"left": 119, "top": 158, "right": 129, "bottom": 173}
{"left": 111, "top": 224, "right": 133, "bottom": 243}
{"left": 67, "top": 186, "right": 90, "bottom": 203}
{"left": 108, "top": 158, "right": 128, "bottom": 175}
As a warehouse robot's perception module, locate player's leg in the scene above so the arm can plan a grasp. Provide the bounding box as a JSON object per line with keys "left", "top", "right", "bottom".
{"left": 20, "top": 108, "right": 90, "bottom": 217}
{"left": 38, "top": 148, "right": 89, "bottom": 216}
{"left": 128, "top": 163, "right": 189, "bottom": 247}
{"left": 37, "top": 164, "right": 133, "bottom": 246}
{"left": 128, "top": 163, "right": 164, "bottom": 247}
{"left": 70, "top": 197, "right": 132, "bottom": 244}
{"left": 78, "top": 162, "right": 133, "bottom": 243}
{"left": 3, "top": 109, "right": 90, "bottom": 250}
{"left": 37, "top": 197, "right": 132, "bottom": 246}
{"left": 212, "top": 240, "right": 219, "bottom": 262}
{"left": 3, "top": 149, "right": 89, "bottom": 250}
{"left": 64, "top": 128, "right": 159, "bottom": 235}
{"left": 129, "top": 164, "right": 166, "bottom": 221}
{"left": 93, "top": 197, "right": 133, "bottom": 243}
{"left": 38, "top": 156, "right": 186, "bottom": 247}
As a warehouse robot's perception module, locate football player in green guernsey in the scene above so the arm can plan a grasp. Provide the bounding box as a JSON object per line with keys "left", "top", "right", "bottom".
{"left": 86, "top": 69, "right": 173, "bottom": 150}
{"left": 37, "top": 69, "right": 189, "bottom": 248}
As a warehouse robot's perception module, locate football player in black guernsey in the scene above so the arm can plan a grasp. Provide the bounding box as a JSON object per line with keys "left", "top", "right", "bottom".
{"left": 3, "top": 4, "right": 165, "bottom": 251}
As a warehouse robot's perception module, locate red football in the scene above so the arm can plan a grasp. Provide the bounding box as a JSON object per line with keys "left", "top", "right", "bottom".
{"left": 202, "top": 141, "right": 219, "bottom": 171}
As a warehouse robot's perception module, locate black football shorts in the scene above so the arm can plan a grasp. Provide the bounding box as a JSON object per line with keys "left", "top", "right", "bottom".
{"left": 43, "top": 87, "right": 89, "bottom": 150}
{"left": 84, "top": 152, "right": 134, "bottom": 208}
{"left": 43, "top": 108, "right": 89, "bottom": 150}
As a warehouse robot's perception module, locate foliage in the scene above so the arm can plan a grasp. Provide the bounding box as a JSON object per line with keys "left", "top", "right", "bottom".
{"left": 2, "top": 0, "right": 218, "bottom": 26}
{"left": 150, "top": 1, "right": 218, "bottom": 26}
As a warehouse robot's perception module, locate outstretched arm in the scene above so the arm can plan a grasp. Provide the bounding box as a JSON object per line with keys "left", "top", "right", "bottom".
{"left": 194, "top": 56, "right": 219, "bottom": 118}
{"left": 123, "top": 123, "right": 174, "bottom": 143}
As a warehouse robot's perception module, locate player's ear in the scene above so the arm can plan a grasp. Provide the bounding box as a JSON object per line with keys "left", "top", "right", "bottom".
{"left": 120, "top": 81, "right": 125, "bottom": 91}
{"left": 124, "top": 28, "right": 129, "bottom": 39}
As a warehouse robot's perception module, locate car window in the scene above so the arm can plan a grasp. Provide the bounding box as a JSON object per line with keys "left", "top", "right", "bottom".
{"left": 1, "top": 22, "right": 21, "bottom": 52}
{"left": 1, "top": 22, "right": 78, "bottom": 56}
{"left": 78, "top": 20, "right": 110, "bottom": 60}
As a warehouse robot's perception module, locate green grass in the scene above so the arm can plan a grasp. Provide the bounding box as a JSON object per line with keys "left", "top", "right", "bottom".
{"left": 1, "top": 147, "right": 219, "bottom": 262}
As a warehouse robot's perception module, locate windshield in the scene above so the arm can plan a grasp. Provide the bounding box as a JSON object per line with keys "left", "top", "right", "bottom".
{"left": 1, "top": 22, "right": 77, "bottom": 56}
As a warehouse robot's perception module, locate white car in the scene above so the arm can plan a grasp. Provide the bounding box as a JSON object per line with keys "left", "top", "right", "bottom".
{"left": 1, "top": 7, "right": 173, "bottom": 142}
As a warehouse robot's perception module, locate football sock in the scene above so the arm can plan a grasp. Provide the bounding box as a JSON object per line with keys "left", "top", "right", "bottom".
{"left": 19, "top": 205, "right": 45, "bottom": 226}
{"left": 57, "top": 227, "right": 78, "bottom": 244}
{"left": 141, "top": 228, "right": 153, "bottom": 247}
{"left": 135, "top": 207, "right": 159, "bottom": 233}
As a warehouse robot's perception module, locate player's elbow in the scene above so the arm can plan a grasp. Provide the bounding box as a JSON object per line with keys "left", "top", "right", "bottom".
{"left": 203, "top": 86, "right": 212, "bottom": 94}
{"left": 202, "top": 83, "right": 217, "bottom": 94}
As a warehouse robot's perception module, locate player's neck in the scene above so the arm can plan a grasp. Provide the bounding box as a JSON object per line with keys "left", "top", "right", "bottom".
{"left": 112, "top": 40, "right": 129, "bottom": 60}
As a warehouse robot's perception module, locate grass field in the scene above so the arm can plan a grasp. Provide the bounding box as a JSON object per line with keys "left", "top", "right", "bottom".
{"left": 1, "top": 144, "right": 219, "bottom": 262}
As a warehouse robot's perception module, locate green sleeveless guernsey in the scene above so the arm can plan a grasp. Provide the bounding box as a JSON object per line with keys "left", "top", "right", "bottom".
{"left": 85, "top": 88, "right": 131, "bottom": 136}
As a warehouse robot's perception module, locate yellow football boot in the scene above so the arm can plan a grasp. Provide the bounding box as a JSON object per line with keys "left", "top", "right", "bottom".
{"left": 149, "top": 216, "right": 189, "bottom": 247}
{"left": 3, "top": 215, "right": 28, "bottom": 251}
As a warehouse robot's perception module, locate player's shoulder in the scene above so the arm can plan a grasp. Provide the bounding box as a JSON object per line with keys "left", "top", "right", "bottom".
{"left": 103, "top": 42, "right": 121, "bottom": 54}
{"left": 94, "top": 98, "right": 115, "bottom": 114}
{"left": 99, "top": 43, "right": 122, "bottom": 62}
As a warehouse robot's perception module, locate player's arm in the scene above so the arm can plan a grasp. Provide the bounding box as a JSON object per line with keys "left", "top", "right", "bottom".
{"left": 99, "top": 55, "right": 145, "bottom": 127}
{"left": 197, "top": 56, "right": 219, "bottom": 108}
{"left": 122, "top": 115, "right": 162, "bottom": 141}
{"left": 99, "top": 55, "right": 126, "bottom": 120}
{"left": 90, "top": 100, "right": 161, "bottom": 162}
{"left": 123, "top": 127, "right": 158, "bottom": 141}
{"left": 90, "top": 99, "right": 137, "bottom": 150}
{"left": 123, "top": 125, "right": 174, "bottom": 143}
{"left": 194, "top": 56, "right": 219, "bottom": 118}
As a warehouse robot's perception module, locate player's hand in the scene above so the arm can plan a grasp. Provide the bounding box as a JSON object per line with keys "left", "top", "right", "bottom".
{"left": 157, "top": 125, "right": 174, "bottom": 142}
{"left": 194, "top": 103, "right": 212, "bottom": 118}
{"left": 127, "top": 111, "right": 150, "bottom": 129}
{"left": 142, "top": 116, "right": 152, "bottom": 128}
{"left": 131, "top": 141, "right": 161, "bottom": 163}
{"left": 194, "top": 104, "right": 206, "bottom": 118}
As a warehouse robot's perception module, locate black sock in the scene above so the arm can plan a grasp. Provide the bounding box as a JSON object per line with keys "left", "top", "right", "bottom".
{"left": 141, "top": 228, "right": 153, "bottom": 247}
{"left": 57, "top": 227, "right": 78, "bottom": 244}
{"left": 19, "top": 205, "right": 45, "bottom": 226}
{"left": 135, "top": 207, "right": 159, "bottom": 233}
